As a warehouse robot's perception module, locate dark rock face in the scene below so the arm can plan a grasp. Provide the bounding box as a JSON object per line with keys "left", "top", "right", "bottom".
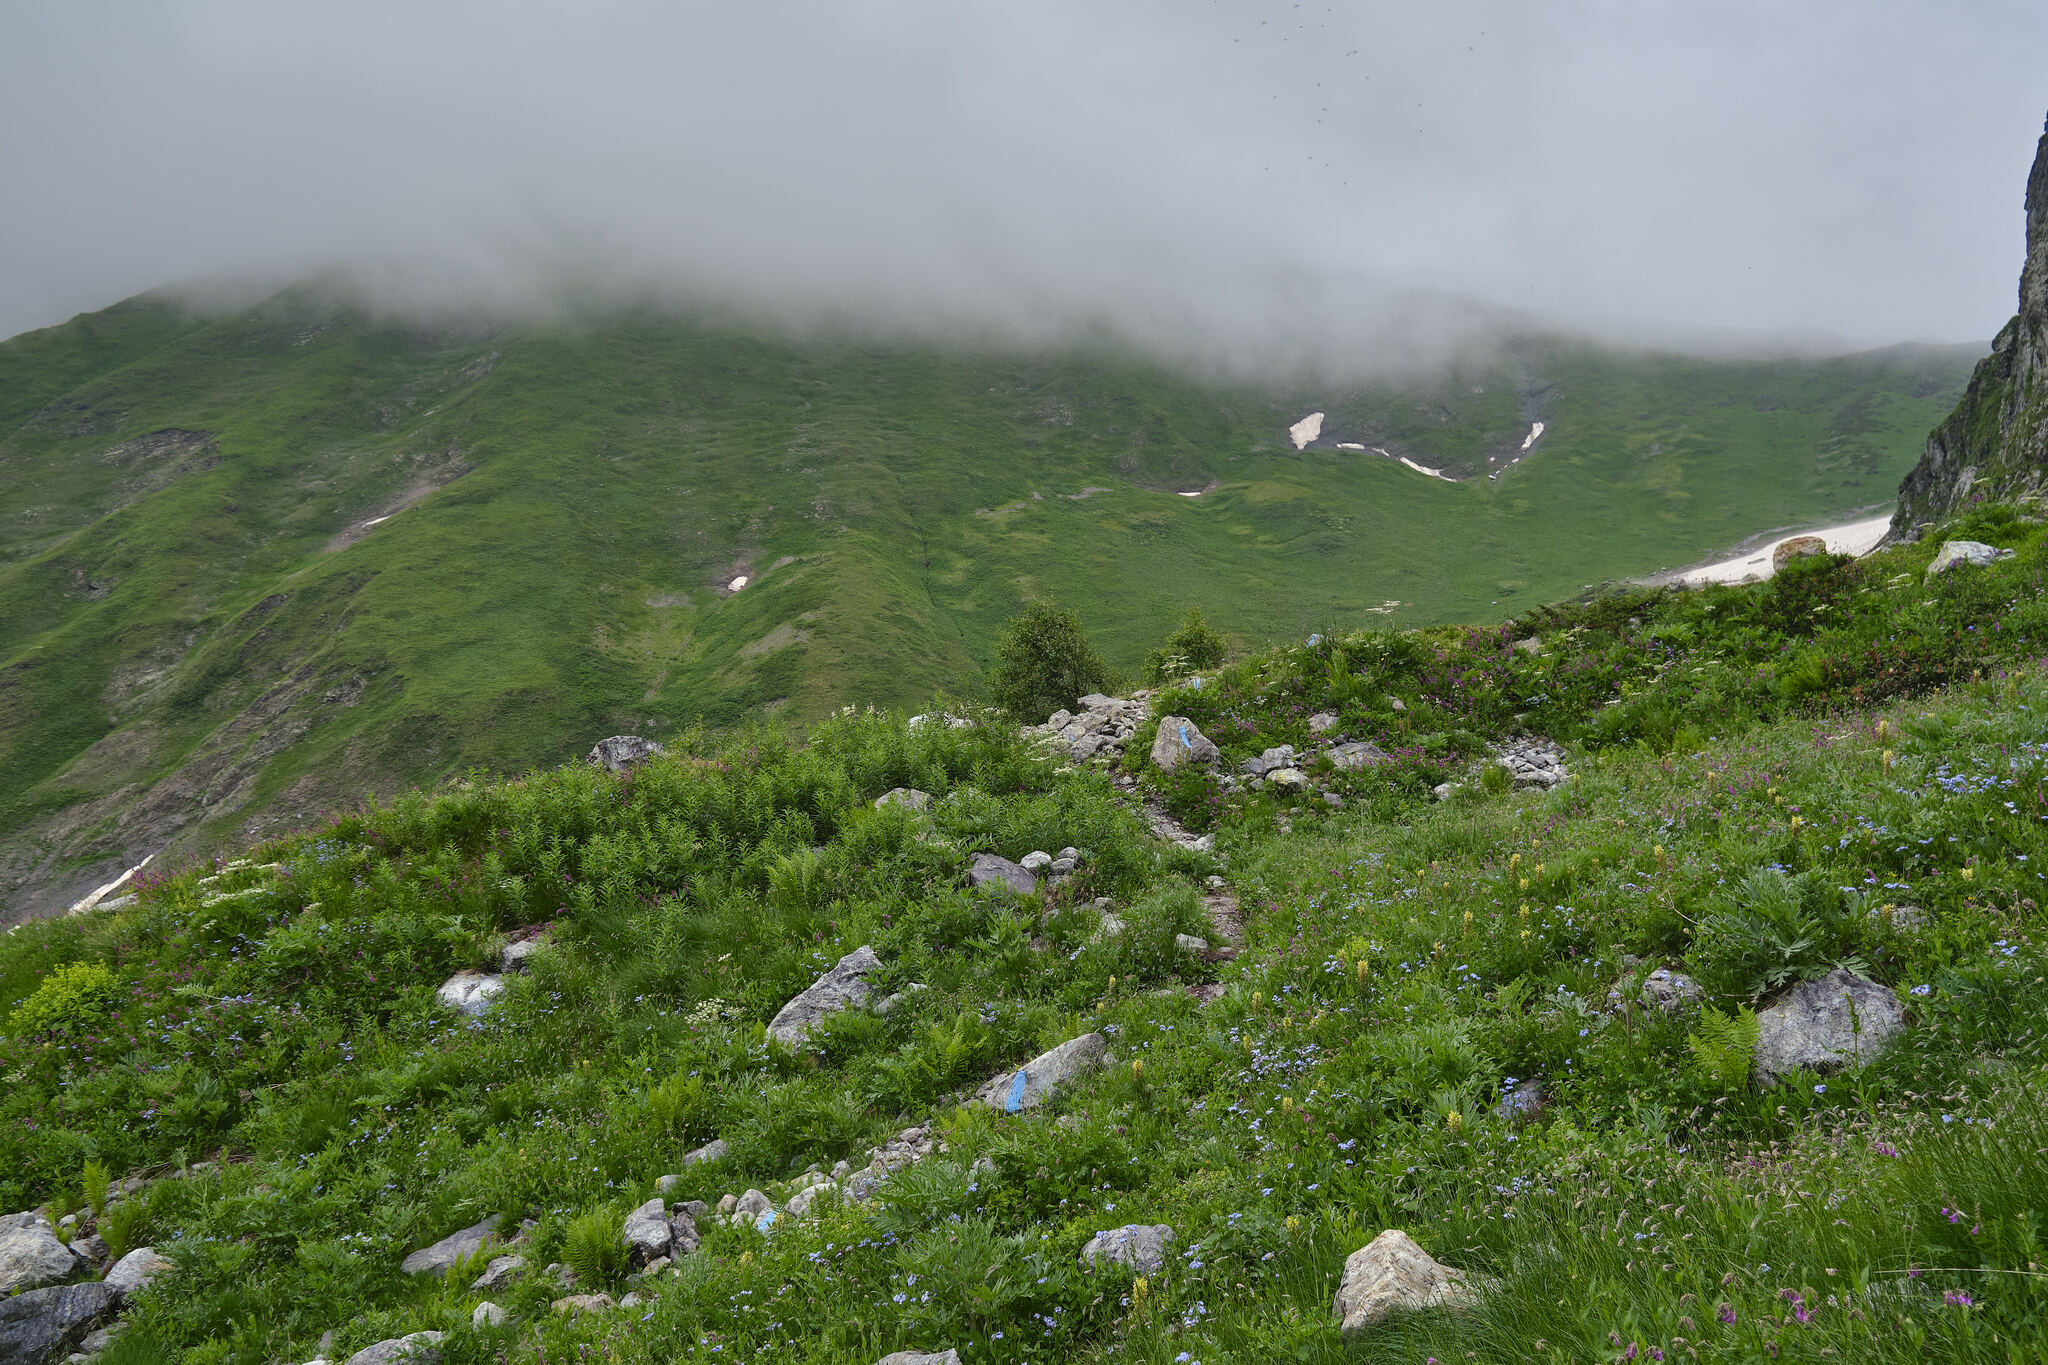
{"left": 0, "top": 1281, "right": 118, "bottom": 1363}
{"left": 1894, "top": 114, "right": 2048, "bottom": 535}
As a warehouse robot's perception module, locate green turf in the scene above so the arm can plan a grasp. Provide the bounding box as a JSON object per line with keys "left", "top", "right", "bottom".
{"left": 0, "top": 289, "right": 1979, "bottom": 916}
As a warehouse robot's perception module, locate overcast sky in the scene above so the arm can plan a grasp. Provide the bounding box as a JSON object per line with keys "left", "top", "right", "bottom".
{"left": 2, "top": 1, "right": 2045, "bottom": 367}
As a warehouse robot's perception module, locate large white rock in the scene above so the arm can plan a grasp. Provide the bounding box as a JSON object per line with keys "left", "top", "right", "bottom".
{"left": 435, "top": 971, "right": 504, "bottom": 1018}
{"left": 967, "top": 853, "right": 1036, "bottom": 895}
{"left": 1333, "top": 1229, "right": 1475, "bottom": 1333}
{"left": 877, "top": 1353, "right": 961, "bottom": 1365}
{"left": 1754, "top": 968, "right": 1906, "bottom": 1085}
{"left": 980, "top": 1033, "right": 1108, "bottom": 1113}
{"left": 766, "top": 946, "right": 884, "bottom": 1046}
{"left": 1926, "top": 540, "right": 2014, "bottom": 577}
{"left": 586, "top": 736, "right": 665, "bottom": 772}
{"left": 0, "top": 1212, "right": 79, "bottom": 1294}
{"left": 103, "top": 1246, "right": 174, "bottom": 1299}
{"left": 1149, "top": 716, "right": 1220, "bottom": 772}
{"left": 1079, "top": 1224, "right": 1174, "bottom": 1274}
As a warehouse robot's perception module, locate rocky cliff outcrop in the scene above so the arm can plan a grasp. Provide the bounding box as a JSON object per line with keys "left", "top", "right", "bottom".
{"left": 1893, "top": 114, "right": 2048, "bottom": 535}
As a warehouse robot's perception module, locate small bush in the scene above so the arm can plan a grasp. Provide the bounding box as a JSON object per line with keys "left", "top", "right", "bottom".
{"left": 8, "top": 961, "right": 118, "bottom": 1036}
{"left": 560, "top": 1203, "right": 630, "bottom": 1286}
{"left": 100, "top": 1191, "right": 152, "bottom": 1262}
{"left": 987, "top": 601, "right": 1112, "bottom": 723}
{"left": 1144, "top": 608, "right": 1227, "bottom": 685}
{"left": 81, "top": 1158, "right": 110, "bottom": 1221}
{"left": 1688, "top": 1004, "right": 1760, "bottom": 1089}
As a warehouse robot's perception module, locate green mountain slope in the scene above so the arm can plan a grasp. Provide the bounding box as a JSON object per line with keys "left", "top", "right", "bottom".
{"left": 0, "top": 287, "right": 1979, "bottom": 920}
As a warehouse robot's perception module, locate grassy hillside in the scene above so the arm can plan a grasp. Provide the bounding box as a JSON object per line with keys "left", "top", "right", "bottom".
{"left": 0, "top": 289, "right": 1978, "bottom": 919}
{"left": 2, "top": 504, "right": 2045, "bottom": 1362}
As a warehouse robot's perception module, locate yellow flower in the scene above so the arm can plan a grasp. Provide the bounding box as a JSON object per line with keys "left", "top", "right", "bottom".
{"left": 1132, "top": 1058, "right": 1144, "bottom": 1081}
{"left": 1961, "top": 867, "right": 1975, "bottom": 882}
{"left": 1281, "top": 1096, "right": 1293, "bottom": 1114}
{"left": 1445, "top": 1110, "right": 1463, "bottom": 1131}
{"left": 1356, "top": 958, "right": 1370, "bottom": 983}
{"left": 740, "top": 1250, "right": 754, "bottom": 1266}
{"left": 1519, "top": 877, "right": 1530, "bottom": 892}
{"left": 1790, "top": 815, "right": 1803, "bottom": 830}
{"left": 1132, "top": 1276, "right": 1150, "bottom": 1303}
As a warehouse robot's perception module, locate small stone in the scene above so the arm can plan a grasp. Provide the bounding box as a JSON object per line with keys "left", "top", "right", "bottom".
{"left": 500, "top": 935, "right": 547, "bottom": 973}
{"left": 876, "top": 1352, "right": 962, "bottom": 1365}
{"left": 1175, "top": 934, "right": 1209, "bottom": 955}
{"left": 551, "top": 1294, "right": 614, "bottom": 1317}
{"left": 471, "top": 1302, "right": 506, "bottom": 1328}
{"left": 1322, "top": 792, "right": 1344, "bottom": 808}
{"left": 1327, "top": 741, "right": 1389, "bottom": 772}
{"left": 618, "top": 1291, "right": 644, "bottom": 1310}
{"left": 732, "top": 1190, "right": 773, "bottom": 1221}
{"left": 875, "top": 788, "right": 932, "bottom": 812}
{"left": 875, "top": 984, "right": 927, "bottom": 1016}
{"left": 786, "top": 1181, "right": 836, "bottom": 1218}
{"left": 1049, "top": 857, "right": 1078, "bottom": 876}
{"left": 642, "top": 1256, "right": 672, "bottom": 1276}
{"left": 830, "top": 1160, "right": 852, "bottom": 1181}
{"left": 1772, "top": 535, "right": 1829, "bottom": 568}
{"left": 1333, "top": 1230, "right": 1474, "bottom": 1333}
{"left": 1266, "top": 767, "right": 1309, "bottom": 793}
{"left": 1020, "top": 851, "right": 1053, "bottom": 874}
{"left": 1308, "top": 711, "right": 1340, "bottom": 733}
{"left": 1638, "top": 967, "right": 1705, "bottom": 1014}
{"left": 1079, "top": 1224, "right": 1174, "bottom": 1274}
{"left": 715, "top": 1194, "right": 737, "bottom": 1216}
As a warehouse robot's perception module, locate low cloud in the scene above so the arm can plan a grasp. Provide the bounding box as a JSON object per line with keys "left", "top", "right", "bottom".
{"left": 2, "top": 1, "right": 2044, "bottom": 369}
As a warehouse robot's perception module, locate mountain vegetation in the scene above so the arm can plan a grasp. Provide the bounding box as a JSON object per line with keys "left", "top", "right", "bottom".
{"left": 2, "top": 497, "right": 2045, "bottom": 1363}
{"left": 0, "top": 289, "right": 1978, "bottom": 920}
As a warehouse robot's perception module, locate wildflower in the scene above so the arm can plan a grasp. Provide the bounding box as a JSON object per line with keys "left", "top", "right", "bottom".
{"left": 1717, "top": 1303, "right": 1737, "bottom": 1324}
{"left": 1943, "top": 1290, "right": 1973, "bottom": 1307}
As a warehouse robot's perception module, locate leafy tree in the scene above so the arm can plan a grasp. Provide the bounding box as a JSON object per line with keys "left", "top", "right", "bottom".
{"left": 987, "top": 600, "right": 1112, "bottom": 721}
{"left": 1144, "top": 607, "right": 1228, "bottom": 685}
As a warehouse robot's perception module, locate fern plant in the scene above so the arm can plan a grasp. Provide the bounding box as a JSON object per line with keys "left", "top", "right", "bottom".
{"left": 561, "top": 1203, "right": 630, "bottom": 1286}
{"left": 81, "top": 1158, "right": 110, "bottom": 1221}
{"left": 1688, "top": 1004, "right": 1760, "bottom": 1090}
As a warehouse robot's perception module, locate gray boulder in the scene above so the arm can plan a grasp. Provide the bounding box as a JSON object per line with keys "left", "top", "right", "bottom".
{"left": 0, "top": 1213, "right": 78, "bottom": 1294}
{"left": 434, "top": 970, "right": 504, "bottom": 1018}
{"left": 732, "top": 1190, "right": 773, "bottom": 1224}
{"left": 668, "top": 1206, "right": 701, "bottom": 1256}
{"left": 587, "top": 736, "right": 665, "bottom": 773}
{"left": 500, "top": 935, "right": 547, "bottom": 972}
{"left": 878, "top": 1352, "right": 962, "bottom": 1365}
{"left": 471, "top": 1302, "right": 506, "bottom": 1329}
{"left": 1307, "top": 712, "right": 1340, "bottom": 733}
{"left": 1926, "top": 540, "right": 2014, "bottom": 577}
{"left": 1754, "top": 968, "right": 1906, "bottom": 1085}
{"left": 1079, "top": 1224, "right": 1174, "bottom": 1274}
{"left": 469, "top": 1255, "right": 525, "bottom": 1292}
{"left": 682, "top": 1137, "right": 729, "bottom": 1167}
{"left": 0, "top": 1282, "right": 116, "bottom": 1363}
{"left": 1327, "top": 741, "right": 1390, "bottom": 772}
{"left": 1265, "top": 767, "right": 1309, "bottom": 793}
{"left": 400, "top": 1215, "right": 502, "bottom": 1276}
{"left": 1333, "top": 1229, "right": 1475, "bottom": 1334}
{"left": 1638, "top": 967, "right": 1705, "bottom": 1014}
{"left": 766, "top": 946, "right": 884, "bottom": 1046}
{"left": 1019, "top": 851, "right": 1053, "bottom": 874}
{"left": 785, "top": 1181, "right": 835, "bottom": 1219}
{"left": 103, "top": 1246, "right": 174, "bottom": 1299}
{"left": 1240, "top": 745, "right": 1297, "bottom": 777}
{"left": 620, "top": 1198, "right": 671, "bottom": 1261}
{"left": 344, "top": 1331, "right": 445, "bottom": 1364}
{"left": 875, "top": 788, "right": 931, "bottom": 812}
{"left": 968, "top": 854, "right": 1036, "bottom": 896}
{"left": 980, "top": 1032, "right": 1108, "bottom": 1113}
{"left": 1149, "top": 716, "right": 1220, "bottom": 772}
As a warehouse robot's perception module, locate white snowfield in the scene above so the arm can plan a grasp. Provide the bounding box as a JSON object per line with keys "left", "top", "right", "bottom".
{"left": 1520, "top": 421, "right": 1545, "bottom": 452}
{"left": 1288, "top": 412, "right": 1325, "bottom": 450}
{"left": 728, "top": 575, "right": 749, "bottom": 591}
{"left": 1676, "top": 514, "right": 1892, "bottom": 586}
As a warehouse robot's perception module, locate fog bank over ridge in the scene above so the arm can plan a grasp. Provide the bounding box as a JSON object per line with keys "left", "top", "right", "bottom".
{"left": 3, "top": 1, "right": 2046, "bottom": 369}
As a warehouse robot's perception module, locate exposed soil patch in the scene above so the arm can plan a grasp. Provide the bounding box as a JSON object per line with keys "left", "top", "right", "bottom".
{"left": 325, "top": 460, "right": 471, "bottom": 552}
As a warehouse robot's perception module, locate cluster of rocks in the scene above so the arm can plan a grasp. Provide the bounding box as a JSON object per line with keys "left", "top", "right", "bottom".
{"left": 1605, "top": 960, "right": 1706, "bottom": 1014}
{"left": 1493, "top": 738, "right": 1569, "bottom": 791}
{"left": 1024, "top": 693, "right": 1153, "bottom": 765}
{"left": 586, "top": 735, "right": 665, "bottom": 773}
{"left": 966, "top": 845, "right": 1092, "bottom": 897}
{"left": 434, "top": 928, "right": 551, "bottom": 1020}
{"left": 0, "top": 1204, "right": 173, "bottom": 1364}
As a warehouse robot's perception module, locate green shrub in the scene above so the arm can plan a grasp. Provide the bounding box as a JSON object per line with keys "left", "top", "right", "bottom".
{"left": 560, "top": 1203, "right": 630, "bottom": 1286}
{"left": 100, "top": 1191, "right": 152, "bottom": 1262}
{"left": 645, "top": 1072, "right": 711, "bottom": 1141}
{"left": 1144, "top": 608, "right": 1227, "bottom": 685}
{"left": 987, "top": 601, "right": 1112, "bottom": 722}
{"left": 8, "top": 961, "right": 118, "bottom": 1036}
{"left": 1688, "top": 1004, "right": 1760, "bottom": 1089}
{"left": 81, "top": 1158, "right": 110, "bottom": 1221}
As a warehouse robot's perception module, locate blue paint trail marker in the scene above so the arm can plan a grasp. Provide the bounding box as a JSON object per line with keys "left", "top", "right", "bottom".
{"left": 1006, "top": 1069, "right": 1029, "bottom": 1113}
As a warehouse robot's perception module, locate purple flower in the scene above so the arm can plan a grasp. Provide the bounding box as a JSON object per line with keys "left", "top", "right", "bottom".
{"left": 1944, "top": 1290, "right": 1974, "bottom": 1307}
{"left": 1717, "top": 1303, "right": 1738, "bottom": 1324}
